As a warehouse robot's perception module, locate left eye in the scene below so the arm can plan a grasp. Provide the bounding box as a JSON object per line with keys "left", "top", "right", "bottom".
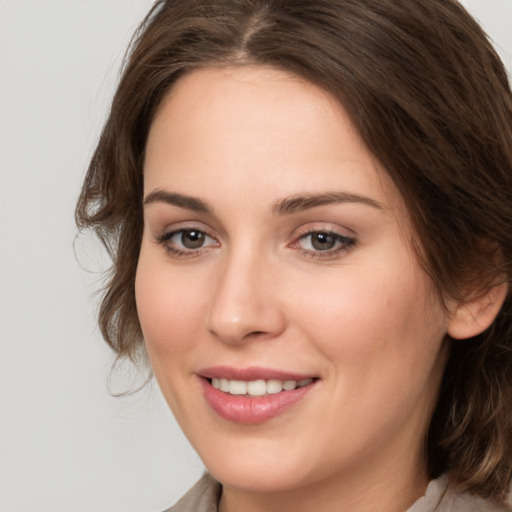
{"left": 297, "top": 231, "right": 355, "bottom": 252}
{"left": 162, "top": 229, "right": 217, "bottom": 250}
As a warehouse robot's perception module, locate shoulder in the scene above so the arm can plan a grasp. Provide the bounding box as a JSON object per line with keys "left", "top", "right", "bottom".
{"left": 408, "top": 475, "right": 512, "bottom": 512}
{"left": 162, "top": 473, "right": 221, "bottom": 512}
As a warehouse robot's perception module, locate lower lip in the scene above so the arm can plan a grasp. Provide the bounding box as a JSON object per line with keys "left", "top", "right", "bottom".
{"left": 199, "top": 378, "right": 316, "bottom": 424}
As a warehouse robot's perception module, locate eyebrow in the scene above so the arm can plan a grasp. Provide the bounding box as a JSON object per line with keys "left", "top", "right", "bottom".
{"left": 272, "top": 192, "right": 383, "bottom": 216}
{"left": 143, "top": 189, "right": 383, "bottom": 215}
{"left": 143, "top": 190, "right": 212, "bottom": 214}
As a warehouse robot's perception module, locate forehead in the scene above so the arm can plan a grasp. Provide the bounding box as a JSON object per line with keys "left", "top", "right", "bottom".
{"left": 146, "top": 66, "right": 359, "bottom": 167}
{"left": 144, "top": 65, "right": 406, "bottom": 222}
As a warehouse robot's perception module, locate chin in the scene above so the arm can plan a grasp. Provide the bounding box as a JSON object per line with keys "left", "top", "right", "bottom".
{"left": 206, "top": 459, "right": 316, "bottom": 494}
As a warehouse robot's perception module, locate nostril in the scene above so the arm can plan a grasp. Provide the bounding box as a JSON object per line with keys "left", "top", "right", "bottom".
{"left": 243, "top": 330, "right": 266, "bottom": 338}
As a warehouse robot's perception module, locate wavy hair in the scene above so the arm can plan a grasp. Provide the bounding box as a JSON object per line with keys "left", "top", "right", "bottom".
{"left": 76, "top": 0, "right": 512, "bottom": 501}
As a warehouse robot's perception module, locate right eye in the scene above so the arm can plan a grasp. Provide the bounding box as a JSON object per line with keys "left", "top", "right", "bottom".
{"left": 157, "top": 228, "right": 219, "bottom": 256}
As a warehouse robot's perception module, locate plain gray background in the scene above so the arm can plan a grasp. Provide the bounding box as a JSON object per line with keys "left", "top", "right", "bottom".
{"left": 0, "top": 1, "right": 511, "bottom": 511}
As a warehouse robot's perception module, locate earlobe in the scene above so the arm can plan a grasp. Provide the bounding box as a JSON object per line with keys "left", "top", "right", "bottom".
{"left": 447, "top": 282, "right": 508, "bottom": 340}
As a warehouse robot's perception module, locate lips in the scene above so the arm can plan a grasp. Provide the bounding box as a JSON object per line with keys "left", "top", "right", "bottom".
{"left": 198, "top": 366, "right": 318, "bottom": 424}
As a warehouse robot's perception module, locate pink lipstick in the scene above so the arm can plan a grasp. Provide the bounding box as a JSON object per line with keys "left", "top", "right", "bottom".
{"left": 198, "top": 366, "right": 318, "bottom": 424}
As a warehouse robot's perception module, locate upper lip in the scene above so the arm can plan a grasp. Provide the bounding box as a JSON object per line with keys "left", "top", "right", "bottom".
{"left": 198, "top": 366, "right": 318, "bottom": 381}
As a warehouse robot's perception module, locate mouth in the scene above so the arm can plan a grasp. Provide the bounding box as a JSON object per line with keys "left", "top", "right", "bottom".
{"left": 198, "top": 367, "right": 319, "bottom": 424}
{"left": 208, "top": 377, "right": 315, "bottom": 396}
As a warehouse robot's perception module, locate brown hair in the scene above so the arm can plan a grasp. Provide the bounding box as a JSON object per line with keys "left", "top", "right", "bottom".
{"left": 76, "top": 0, "right": 512, "bottom": 502}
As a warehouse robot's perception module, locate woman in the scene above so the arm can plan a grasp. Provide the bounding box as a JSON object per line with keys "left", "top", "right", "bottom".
{"left": 76, "top": 0, "right": 512, "bottom": 510}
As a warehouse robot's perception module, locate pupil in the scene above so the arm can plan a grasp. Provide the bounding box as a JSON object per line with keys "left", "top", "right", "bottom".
{"left": 182, "top": 230, "right": 205, "bottom": 249}
{"left": 312, "top": 233, "right": 335, "bottom": 251}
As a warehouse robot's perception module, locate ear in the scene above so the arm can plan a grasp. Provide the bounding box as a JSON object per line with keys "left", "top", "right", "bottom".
{"left": 447, "top": 282, "right": 508, "bottom": 340}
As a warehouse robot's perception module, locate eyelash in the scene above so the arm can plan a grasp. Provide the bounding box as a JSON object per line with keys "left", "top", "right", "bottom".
{"left": 156, "top": 228, "right": 219, "bottom": 258}
{"left": 155, "top": 228, "right": 356, "bottom": 259}
{"left": 291, "top": 230, "right": 356, "bottom": 259}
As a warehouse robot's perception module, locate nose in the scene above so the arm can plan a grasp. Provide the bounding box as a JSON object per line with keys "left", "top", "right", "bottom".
{"left": 206, "top": 249, "right": 286, "bottom": 344}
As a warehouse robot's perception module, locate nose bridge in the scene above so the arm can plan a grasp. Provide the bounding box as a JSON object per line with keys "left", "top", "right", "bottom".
{"left": 207, "top": 242, "right": 284, "bottom": 343}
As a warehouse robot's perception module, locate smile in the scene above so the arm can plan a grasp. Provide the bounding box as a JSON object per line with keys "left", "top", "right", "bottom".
{"left": 199, "top": 368, "right": 318, "bottom": 424}
{"left": 210, "top": 377, "right": 314, "bottom": 396}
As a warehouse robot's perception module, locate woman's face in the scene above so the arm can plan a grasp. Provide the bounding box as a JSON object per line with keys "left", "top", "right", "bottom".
{"left": 136, "top": 66, "right": 451, "bottom": 497}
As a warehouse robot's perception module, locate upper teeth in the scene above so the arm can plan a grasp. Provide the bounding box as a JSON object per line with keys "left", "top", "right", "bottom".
{"left": 211, "top": 378, "right": 313, "bottom": 396}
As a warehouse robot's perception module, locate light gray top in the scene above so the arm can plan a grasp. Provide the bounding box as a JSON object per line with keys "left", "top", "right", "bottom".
{"left": 408, "top": 474, "right": 510, "bottom": 512}
{"left": 164, "top": 473, "right": 511, "bottom": 512}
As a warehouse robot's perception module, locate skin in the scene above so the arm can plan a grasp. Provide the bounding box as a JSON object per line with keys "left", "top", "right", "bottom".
{"left": 136, "top": 66, "right": 456, "bottom": 512}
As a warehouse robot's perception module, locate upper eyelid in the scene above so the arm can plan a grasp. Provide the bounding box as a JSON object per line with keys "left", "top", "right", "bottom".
{"left": 156, "top": 228, "right": 219, "bottom": 258}
{"left": 159, "top": 227, "right": 219, "bottom": 244}
{"left": 292, "top": 231, "right": 357, "bottom": 259}
{"left": 299, "top": 230, "right": 353, "bottom": 240}
{"left": 157, "top": 221, "right": 217, "bottom": 237}
{"left": 154, "top": 222, "right": 357, "bottom": 246}
{"left": 292, "top": 222, "right": 357, "bottom": 239}
{"left": 294, "top": 230, "right": 356, "bottom": 246}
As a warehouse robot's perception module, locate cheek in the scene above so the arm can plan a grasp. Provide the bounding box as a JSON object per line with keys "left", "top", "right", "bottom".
{"left": 292, "top": 259, "right": 447, "bottom": 375}
{"left": 292, "top": 262, "right": 448, "bottom": 440}
{"left": 134, "top": 250, "right": 207, "bottom": 360}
